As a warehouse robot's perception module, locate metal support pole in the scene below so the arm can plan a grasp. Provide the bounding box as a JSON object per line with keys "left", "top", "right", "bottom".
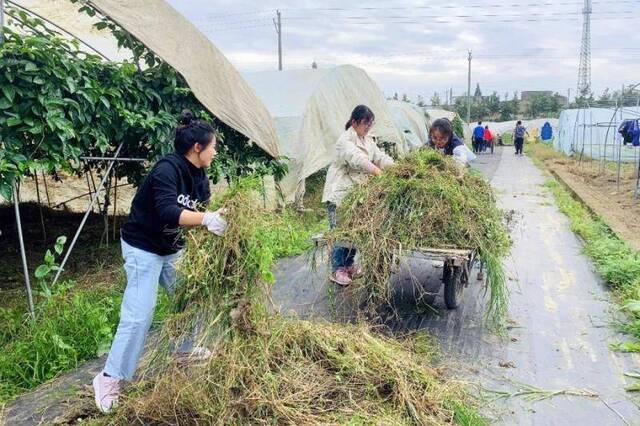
{"left": 51, "top": 143, "right": 123, "bottom": 286}
{"left": 112, "top": 174, "right": 118, "bottom": 241}
{"left": 80, "top": 156, "right": 145, "bottom": 162}
{"left": 273, "top": 10, "right": 282, "bottom": 71}
{"left": 466, "top": 50, "right": 472, "bottom": 124}
{"left": 13, "top": 183, "right": 35, "bottom": 319}
{"left": 41, "top": 171, "right": 51, "bottom": 207}
{"left": 88, "top": 168, "right": 103, "bottom": 212}
{"left": 33, "top": 173, "right": 46, "bottom": 241}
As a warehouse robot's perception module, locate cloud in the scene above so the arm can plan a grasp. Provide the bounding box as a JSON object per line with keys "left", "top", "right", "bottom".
{"left": 169, "top": 0, "right": 640, "bottom": 98}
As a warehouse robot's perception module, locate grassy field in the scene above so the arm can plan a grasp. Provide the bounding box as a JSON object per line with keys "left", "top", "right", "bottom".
{"left": 0, "top": 201, "right": 327, "bottom": 406}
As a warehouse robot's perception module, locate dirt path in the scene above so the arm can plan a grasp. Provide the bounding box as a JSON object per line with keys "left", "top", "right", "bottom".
{"left": 422, "top": 147, "right": 639, "bottom": 424}
{"left": 272, "top": 147, "right": 640, "bottom": 424}
{"left": 548, "top": 163, "right": 640, "bottom": 252}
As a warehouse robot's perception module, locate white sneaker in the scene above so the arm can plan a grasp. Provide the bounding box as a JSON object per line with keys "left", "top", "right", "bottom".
{"left": 92, "top": 372, "right": 120, "bottom": 414}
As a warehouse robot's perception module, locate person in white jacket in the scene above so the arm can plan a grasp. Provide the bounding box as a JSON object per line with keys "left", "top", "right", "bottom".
{"left": 322, "top": 105, "right": 395, "bottom": 286}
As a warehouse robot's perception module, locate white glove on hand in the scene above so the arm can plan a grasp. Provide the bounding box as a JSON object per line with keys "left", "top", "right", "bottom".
{"left": 202, "top": 209, "right": 227, "bottom": 236}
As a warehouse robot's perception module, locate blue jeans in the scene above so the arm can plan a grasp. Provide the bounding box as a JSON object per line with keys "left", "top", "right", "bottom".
{"left": 104, "top": 240, "right": 182, "bottom": 380}
{"left": 327, "top": 203, "right": 356, "bottom": 272}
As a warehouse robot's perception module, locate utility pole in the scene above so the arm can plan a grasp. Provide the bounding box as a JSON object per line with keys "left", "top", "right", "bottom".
{"left": 577, "top": 0, "right": 592, "bottom": 96}
{"left": 273, "top": 10, "right": 282, "bottom": 71}
{"left": 466, "top": 50, "right": 472, "bottom": 124}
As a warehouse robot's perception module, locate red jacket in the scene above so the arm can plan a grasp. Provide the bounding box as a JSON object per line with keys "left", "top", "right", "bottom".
{"left": 483, "top": 129, "right": 492, "bottom": 141}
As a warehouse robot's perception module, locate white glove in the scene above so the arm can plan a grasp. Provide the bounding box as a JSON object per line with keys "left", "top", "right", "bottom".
{"left": 202, "top": 209, "right": 227, "bottom": 236}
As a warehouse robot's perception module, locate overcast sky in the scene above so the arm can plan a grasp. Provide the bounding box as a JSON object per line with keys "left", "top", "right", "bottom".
{"left": 168, "top": 0, "right": 640, "bottom": 102}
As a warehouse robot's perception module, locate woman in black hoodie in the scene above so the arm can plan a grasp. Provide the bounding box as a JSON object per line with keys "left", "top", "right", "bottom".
{"left": 92, "top": 110, "right": 226, "bottom": 413}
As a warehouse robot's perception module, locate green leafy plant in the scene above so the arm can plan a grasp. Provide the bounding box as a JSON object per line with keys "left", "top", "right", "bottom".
{"left": 34, "top": 236, "right": 67, "bottom": 299}
{"left": 0, "top": 5, "right": 286, "bottom": 201}
{"left": 451, "top": 116, "right": 465, "bottom": 139}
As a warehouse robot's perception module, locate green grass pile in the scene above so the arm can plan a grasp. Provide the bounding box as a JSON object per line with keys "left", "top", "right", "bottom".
{"left": 329, "top": 149, "right": 511, "bottom": 326}
{"left": 104, "top": 176, "right": 484, "bottom": 425}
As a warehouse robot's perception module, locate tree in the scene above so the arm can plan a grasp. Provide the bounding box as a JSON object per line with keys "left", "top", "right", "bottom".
{"left": 485, "top": 92, "right": 501, "bottom": 116}
{"left": 416, "top": 95, "right": 426, "bottom": 107}
{"left": 525, "top": 93, "right": 561, "bottom": 118}
{"left": 453, "top": 97, "right": 467, "bottom": 121}
{"left": 598, "top": 88, "right": 611, "bottom": 105}
{"left": 430, "top": 92, "right": 441, "bottom": 107}
{"left": 474, "top": 83, "right": 483, "bottom": 100}
{"left": 401, "top": 93, "right": 410, "bottom": 103}
{"left": 393, "top": 92, "right": 399, "bottom": 100}
{"left": 499, "top": 100, "right": 518, "bottom": 121}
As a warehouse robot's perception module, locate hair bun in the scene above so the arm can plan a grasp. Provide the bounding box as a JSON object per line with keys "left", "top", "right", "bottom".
{"left": 178, "top": 109, "right": 194, "bottom": 127}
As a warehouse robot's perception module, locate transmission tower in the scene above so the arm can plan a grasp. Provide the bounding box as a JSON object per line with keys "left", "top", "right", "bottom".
{"left": 577, "top": 0, "right": 592, "bottom": 97}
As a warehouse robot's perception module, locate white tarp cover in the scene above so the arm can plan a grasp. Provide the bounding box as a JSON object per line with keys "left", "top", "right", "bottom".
{"left": 86, "top": 0, "right": 280, "bottom": 157}
{"left": 243, "top": 65, "right": 403, "bottom": 201}
{"left": 555, "top": 108, "right": 640, "bottom": 162}
{"left": 15, "top": 0, "right": 133, "bottom": 61}
{"left": 388, "top": 100, "right": 430, "bottom": 151}
{"left": 481, "top": 118, "right": 559, "bottom": 137}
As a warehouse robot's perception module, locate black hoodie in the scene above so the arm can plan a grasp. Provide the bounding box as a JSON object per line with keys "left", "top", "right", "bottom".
{"left": 121, "top": 153, "right": 210, "bottom": 255}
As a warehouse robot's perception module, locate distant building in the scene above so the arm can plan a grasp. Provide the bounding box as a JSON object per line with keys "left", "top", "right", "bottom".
{"left": 520, "top": 91, "right": 553, "bottom": 101}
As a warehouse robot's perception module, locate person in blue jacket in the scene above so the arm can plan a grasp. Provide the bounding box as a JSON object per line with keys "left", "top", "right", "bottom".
{"left": 541, "top": 122, "right": 553, "bottom": 143}
{"left": 473, "top": 121, "right": 484, "bottom": 154}
{"left": 92, "top": 110, "right": 227, "bottom": 413}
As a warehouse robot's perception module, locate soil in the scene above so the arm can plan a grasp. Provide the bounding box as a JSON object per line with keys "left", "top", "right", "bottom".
{"left": 9, "top": 172, "right": 137, "bottom": 215}
{"left": 0, "top": 203, "right": 124, "bottom": 297}
{"left": 534, "top": 149, "right": 640, "bottom": 251}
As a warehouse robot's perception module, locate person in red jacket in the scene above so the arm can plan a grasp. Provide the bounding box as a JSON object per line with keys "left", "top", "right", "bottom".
{"left": 483, "top": 125, "right": 493, "bottom": 154}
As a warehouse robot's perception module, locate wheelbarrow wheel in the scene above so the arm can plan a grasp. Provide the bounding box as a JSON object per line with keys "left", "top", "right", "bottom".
{"left": 444, "top": 265, "right": 463, "bottom": 309}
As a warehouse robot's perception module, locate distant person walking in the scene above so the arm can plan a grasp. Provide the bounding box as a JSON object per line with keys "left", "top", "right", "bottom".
{"left": 514, "top": 120, "right": 529, "bottom": 155}
{"left": 473, "top": 121, "right": 484, "bottom": 154}
{"left": 483, "top": 125, "right": 493, "bottom": 154}
{"left": 541, "top": 121, "right": 553, "bottom": 143}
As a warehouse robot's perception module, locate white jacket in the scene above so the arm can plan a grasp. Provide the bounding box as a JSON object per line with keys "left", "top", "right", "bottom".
{"left": 322, "top": 127, "right": 394, "bottom": 206}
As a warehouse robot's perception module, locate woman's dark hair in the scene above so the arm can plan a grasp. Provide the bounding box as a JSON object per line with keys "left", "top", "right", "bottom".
{"left": 485, "top": 125, "right": 489, "bottom": 129}
{"left": 345, "top": 104, "right": 375, "bottom": 130}
{"left": 174, "top": 109, "right": 216, "bottom": 155}
{"left": 429, "top": 118, "right": 453, "bottom": 141}
{"left": 516, "top": 120, "right": 522, "bottom": 125}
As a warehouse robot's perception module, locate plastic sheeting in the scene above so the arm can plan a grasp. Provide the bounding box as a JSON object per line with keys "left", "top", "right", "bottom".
{"left": 424, "top": 108, "right": 472, "bottom": 142}
{"left": 243, "top": 65, "right": 403, "bottom": 202}
{"left": 388, "top": 100, "right": 430, "bottom": 151}
{"left": 14, "top": 0, "right": 133, "bottom": 61}
{"left": 482, "top": 119, "right": 559, "bottom": 138}
{"left": 13, "top": 0, "right": 280, "bottom": 157}
{"left": 69, "top": 0, "right": 281, "bottom": 158}
{"left": 555, "top": 107, "right": 640, "bottom": 162}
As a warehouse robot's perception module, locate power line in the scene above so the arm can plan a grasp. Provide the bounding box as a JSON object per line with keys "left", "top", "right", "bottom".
{"left": 281, "top": 11, "right": 635, "bottom": 24}
{"left": 280, "top": 0, "right": 635, "bottom": 12}
{"left": 202, "top": 13, "right": 636, "bottom": 31}
{"left": 283, "top": 10, "right": 634, "bottom": 20}
{"left": 279, "top": 15, "right": 637, "bottom": 25}
{"left": 194, "top": 6, "right": 635, "bottom": 28}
